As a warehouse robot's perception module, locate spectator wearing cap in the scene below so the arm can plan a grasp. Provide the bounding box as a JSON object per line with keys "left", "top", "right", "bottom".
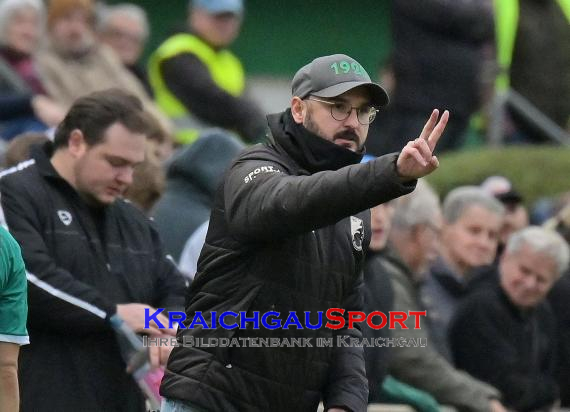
{"left": 148, "top": 0, "right": 266, "bottom": 146}
{"left": 35, "top": 0, "right": 169, "bottom": 129}
{"left": 481, "top": 175, "right": 529, "bottom": 258}
{"left": 420, "top": 186, "right": 505, "bottom": 361}
{"left": 160, "top": 53, "right": 449, "bottom": 412}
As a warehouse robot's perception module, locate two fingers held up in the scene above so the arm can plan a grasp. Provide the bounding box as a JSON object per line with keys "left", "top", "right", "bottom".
{"left": 396, "top": 109, "right": 450, "bottom": 181}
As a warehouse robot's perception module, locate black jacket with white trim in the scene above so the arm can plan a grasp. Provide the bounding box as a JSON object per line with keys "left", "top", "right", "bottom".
{"left": 0, "top": 143, "right": 186, "bottom": 412}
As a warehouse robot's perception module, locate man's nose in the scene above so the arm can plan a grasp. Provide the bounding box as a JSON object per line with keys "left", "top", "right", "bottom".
{"left": 525, "top": 275, "right": 538, "bottom": 289}
{"left": 116, "top": 167, "right": 134, "bottom": 185}
{"left": 476, "top": 233, "right": 493, "bottom": 249}
{"left": 344, "top": 108, "right": 360, "bottom": 128}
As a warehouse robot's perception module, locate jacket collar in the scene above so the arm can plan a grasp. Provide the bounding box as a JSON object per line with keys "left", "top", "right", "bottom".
{"left": 32, "top": 141, "right": 64, "bottom": 179}
{"left": 383, "top": 245, "right": 418, "bottom": 285}
{"left": 430, "top": 255, "right": 468, "bottom": 297}
{"left": 499, "top": 286, "right": 539, "bottom": 320}
{"left": 31, "top": 142, "right": 87, "bottom": 202}
{"left": 267, "top": 109, "right": 364, "bottom": 174}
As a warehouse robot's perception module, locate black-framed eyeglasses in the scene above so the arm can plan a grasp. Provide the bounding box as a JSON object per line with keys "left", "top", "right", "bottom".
{"left": 308, "top": 97, "right": 378, "bottom": 125}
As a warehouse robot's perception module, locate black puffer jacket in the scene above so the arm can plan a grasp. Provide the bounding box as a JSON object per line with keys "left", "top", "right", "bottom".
{"left": 362, "top": 250, "right": 394, "bottom": 400}
{"left": 161, "top": 110, "right": 415, "bottom": 412}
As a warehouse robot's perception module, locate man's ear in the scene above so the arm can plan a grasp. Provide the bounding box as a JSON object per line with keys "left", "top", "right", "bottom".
{"left": 68, "top": 129, "right": 87, "bottom": 158}
{"left": 290, "top": 97, "right": 306, "bottom": 124}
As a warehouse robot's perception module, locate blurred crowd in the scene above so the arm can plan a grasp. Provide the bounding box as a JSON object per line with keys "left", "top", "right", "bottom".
{"left": 0, "top": 0, "right": 569, "bottom": 411}
{"left": 364, "top": 177, "right": 570, "bottom": 412}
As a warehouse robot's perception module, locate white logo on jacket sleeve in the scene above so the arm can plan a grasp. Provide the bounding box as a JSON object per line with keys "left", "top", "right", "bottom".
{"left": 243, "top": 165, "right": 282, "bottom": 183}
{"left": 350, "top": 216, "right": 364, "bottom": 252}
{"left": 57, "top": 210, "right": 73, "bottom": 226}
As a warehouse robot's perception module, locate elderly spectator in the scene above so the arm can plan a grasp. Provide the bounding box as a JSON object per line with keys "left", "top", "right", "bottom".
{"left": 450, "top": 226, "right": 569, "bottom": 412}
{"left": 36, "top": 0, "right": 168, "bottom": 130}
{"left": 98, "top": 3, "right": 152, "bottom": 96}
{"left": 381, "top": 181, "right": 506, "bottom": 412}
{"left": 0, "top": 0, "right": 65, "bottom": 140}
{"left": 421, "top": 186, "right": 505, "bottom": 361}
{"left": 364, "top": 182, "right": 440, "bottom": 412}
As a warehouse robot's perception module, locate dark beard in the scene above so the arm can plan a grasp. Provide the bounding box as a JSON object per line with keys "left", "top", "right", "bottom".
{"left": 303, "top": 110, "right": 323, "bottom": 138}
{"left": 333, "top": 129, "right": 360, "bottom": 148}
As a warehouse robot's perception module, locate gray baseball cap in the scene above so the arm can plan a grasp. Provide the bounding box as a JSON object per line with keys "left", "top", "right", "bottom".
{"left": 291, "top": 54, "right": 389, "bottom": 107}
{"left": 191, "top": 0, "right": 243, "bottom": 15}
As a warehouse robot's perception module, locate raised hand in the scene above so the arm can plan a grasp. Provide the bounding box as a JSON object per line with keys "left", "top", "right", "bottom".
{"left": 396, "top": 109, "right": 449, "bottom": 180}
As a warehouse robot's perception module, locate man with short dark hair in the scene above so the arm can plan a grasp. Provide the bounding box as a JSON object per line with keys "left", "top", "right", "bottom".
{"left": 160, "top": 54, "right": 448, "bottom": 412}
{"left": 0, "top": 89, "right": 186, "bottom": 412}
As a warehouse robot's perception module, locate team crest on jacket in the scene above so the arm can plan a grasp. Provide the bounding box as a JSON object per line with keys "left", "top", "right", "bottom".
{"left": 350, "top": 216, "right": 364, "bottom": 252}
{"left": 57, "top": 210, "right": 73, "bottom": 226}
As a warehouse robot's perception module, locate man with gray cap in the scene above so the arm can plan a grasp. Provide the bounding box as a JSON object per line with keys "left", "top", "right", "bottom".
{"left": 148, "top": 0, "right": 266, "bottom": 145}
{"left": 160, "top": 54, "right": 449, "bottom": 412}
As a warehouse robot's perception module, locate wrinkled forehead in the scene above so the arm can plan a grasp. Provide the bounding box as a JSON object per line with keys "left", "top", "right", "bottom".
{"left": 503, "top": 245, "right": 558, "bottom": 277}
